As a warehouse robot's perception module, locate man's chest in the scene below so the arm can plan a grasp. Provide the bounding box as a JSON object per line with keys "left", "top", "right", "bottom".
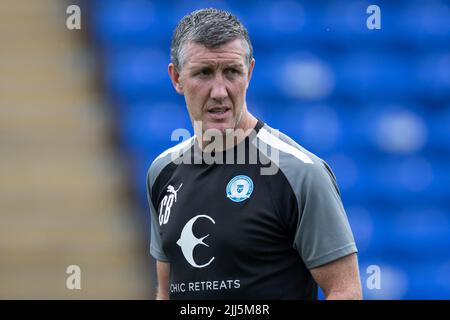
{"left": 154, "top": 164, "right": 289, "bottom": 265}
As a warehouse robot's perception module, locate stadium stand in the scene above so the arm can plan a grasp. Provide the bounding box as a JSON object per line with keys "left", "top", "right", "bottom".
{"left": 86, "top": 0, "right": 450, "bottom": 299}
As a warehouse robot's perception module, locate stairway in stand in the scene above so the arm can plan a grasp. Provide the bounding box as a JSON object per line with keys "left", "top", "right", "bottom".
{"left": 0, "top": 0, "right": 154, "bottom": 299}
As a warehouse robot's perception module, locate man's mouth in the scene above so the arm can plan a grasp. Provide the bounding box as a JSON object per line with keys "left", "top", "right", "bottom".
{"left": 207, "top": 107, "right": 230, "bottom": 115}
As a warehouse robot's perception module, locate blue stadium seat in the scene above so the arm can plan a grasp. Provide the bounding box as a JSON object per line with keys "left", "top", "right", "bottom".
{"left": 89, "top": 0, "right": 172, "bottom": 48}
{"left": 118, "top": 100, "right": 192, "bottom": 152}
{"left": 396, "top": 1, "right": 450, "bottom": 49}
{"left": 104, "top": 48, "right": 173, "bottom": 103}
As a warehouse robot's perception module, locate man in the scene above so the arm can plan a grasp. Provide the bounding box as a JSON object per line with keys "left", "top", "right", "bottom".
{"left": 147, "top": 8, "right": 362, "bottom": 300}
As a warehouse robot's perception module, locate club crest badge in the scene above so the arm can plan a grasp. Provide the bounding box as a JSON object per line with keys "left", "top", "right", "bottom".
{"left": 226, "top": 175, "right": 254, "bottom": 202}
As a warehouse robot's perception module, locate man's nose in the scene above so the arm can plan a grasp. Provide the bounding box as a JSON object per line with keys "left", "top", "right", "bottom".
{"left": 210, "top": 76, "right": 228, "bottom": 101}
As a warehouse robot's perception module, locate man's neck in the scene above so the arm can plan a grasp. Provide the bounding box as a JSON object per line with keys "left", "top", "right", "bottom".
{"left": 197, "top": 112, "right": 258, "bottom": 152}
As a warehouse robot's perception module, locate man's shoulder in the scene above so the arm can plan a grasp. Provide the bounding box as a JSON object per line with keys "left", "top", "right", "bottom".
{"left": 257, "top": 122, "right": 325, "bottom": 171}
{"left": 257, "top": 121, "right": 337, "bottom": 194}
{"left": 147, "top": 136, "right": 195, "bottom": 187}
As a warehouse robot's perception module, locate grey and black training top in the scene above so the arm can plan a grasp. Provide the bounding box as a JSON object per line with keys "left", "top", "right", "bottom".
{"left": 147, "top": 119, "right": 357, "bottom": 300}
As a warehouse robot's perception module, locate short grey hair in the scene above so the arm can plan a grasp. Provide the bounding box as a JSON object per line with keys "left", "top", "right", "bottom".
{"left": 170, "top": 8, "right": 253, "bottom": 71}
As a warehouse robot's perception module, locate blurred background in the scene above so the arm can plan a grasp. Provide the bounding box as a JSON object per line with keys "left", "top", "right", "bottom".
{"left": 1, "top": 0, "right": 449, "bottom": 299}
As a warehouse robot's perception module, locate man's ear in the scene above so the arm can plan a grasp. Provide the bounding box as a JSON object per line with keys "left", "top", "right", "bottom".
{"left": 168, "top": 63, "right": 184, "bottom": 95}
{"left": 246, "top": 58, "right": 255, "bottom": 89}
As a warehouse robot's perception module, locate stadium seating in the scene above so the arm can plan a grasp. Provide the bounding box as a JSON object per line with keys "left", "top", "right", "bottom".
{"left": 87, "top": 0, "right": 450, "bottom": 299}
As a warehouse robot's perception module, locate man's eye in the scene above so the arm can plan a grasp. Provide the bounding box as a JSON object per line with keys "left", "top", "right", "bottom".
{"left": 225, "top": 68, "right": 240, "bottom": 75}
{"left": 197, "top": 69, "right": 212, "bottom": 76}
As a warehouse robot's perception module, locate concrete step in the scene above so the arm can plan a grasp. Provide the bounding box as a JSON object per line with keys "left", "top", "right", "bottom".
{"left": 0, "top": 88, "right": 101, "bottom": 106}
{"left": 0, "top": 74, "right": 96, "bottom": 94}
{"left": 0, "top": 215, "right": 145, "bottom": 252}
{"left": 0, "top": 67, "right": 94, "bottom": 88}
{"left": 0, "top": 267, "right": 153, "bottom": 299}
{"left": 0, "top": 40, "right": 83, "bottom": 64}
{"left": 0, "top": 200, "right": 136, "bottom": 220}
{"left": 0, "top": 56, "right": 95, "bottom": 85}
{"left": 0, "top": 239, "right": 146, "bottom": 270}
{"left": 0, "top": 0, "right": 66, "bottom": 13}
{"left": 0, "top": 106, "right": 109, "bottom": 133}
{"left": 0, "top": 174, "right": 125, "bottom": 198}
{"left": 0, "top": 137, "right": 118, "bottom": 158}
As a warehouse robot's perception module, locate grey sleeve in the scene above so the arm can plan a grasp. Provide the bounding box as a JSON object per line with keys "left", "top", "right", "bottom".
{"left": 292, "top": 160, "right": 357, "bottom": 269}
{"left": 147, "top": 169, "right": 170, "bottom": 262}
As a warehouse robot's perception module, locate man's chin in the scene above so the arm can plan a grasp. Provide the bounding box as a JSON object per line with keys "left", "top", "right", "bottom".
{"left": 200, "top": 119, "right": 235, "bottom": 134}
{"left": 206, "top": 124, "right": 232, "bottom": 134}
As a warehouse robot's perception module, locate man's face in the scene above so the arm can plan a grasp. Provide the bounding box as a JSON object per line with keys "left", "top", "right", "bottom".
{"left": 169, "top": 39, "right": 254, "bottom": 133}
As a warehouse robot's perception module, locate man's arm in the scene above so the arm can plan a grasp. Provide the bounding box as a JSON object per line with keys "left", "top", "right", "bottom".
{"left": 310, "top": 253, "right": 362, "bottom": 300}
{"left": 156, "top": 261, "right": 170, "bottom": 300}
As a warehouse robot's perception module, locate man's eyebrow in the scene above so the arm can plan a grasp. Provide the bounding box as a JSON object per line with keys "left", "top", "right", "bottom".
{"left": 187, "top": 62, "right": 214, "bottom": 69}
{"left": 227, "top": 63, "right": 244, "bottom": 69}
